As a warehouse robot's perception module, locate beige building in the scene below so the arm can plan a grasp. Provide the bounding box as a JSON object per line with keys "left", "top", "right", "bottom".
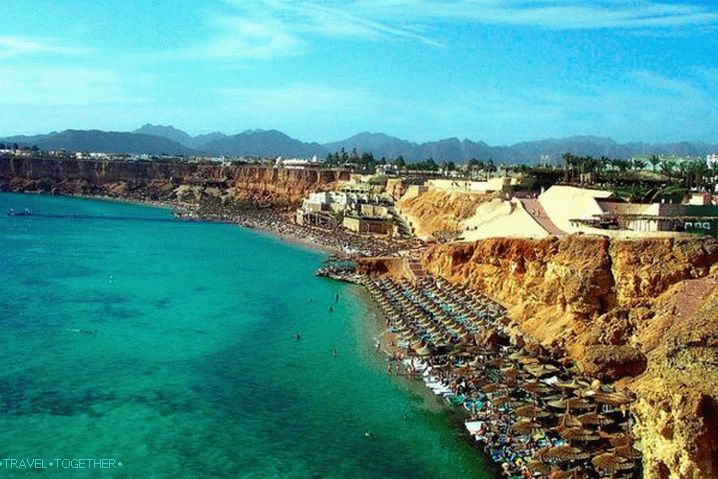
{"left": 342, "top": 215, "right": 394, "bottom": 235}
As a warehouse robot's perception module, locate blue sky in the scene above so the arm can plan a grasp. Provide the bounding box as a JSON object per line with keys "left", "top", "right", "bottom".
{"left": 0, "top": 0, "right": 717, "bottom": 144}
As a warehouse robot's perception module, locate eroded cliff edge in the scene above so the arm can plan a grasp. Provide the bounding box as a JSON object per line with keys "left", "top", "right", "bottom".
{"left": 0, "top": 157, "right": 348, "bottom": 208}
{"left": 421, "top": 236, "right": 718, "bottom": 479}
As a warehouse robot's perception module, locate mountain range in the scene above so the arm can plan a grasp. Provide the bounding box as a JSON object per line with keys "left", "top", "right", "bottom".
{"left": 1, "top": 124, "right": 716, "bottom": 164}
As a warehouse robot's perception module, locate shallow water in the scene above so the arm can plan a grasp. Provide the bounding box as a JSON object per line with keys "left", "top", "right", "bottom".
{"left": 0, "top": 193, "right": 492, "bottom": 478}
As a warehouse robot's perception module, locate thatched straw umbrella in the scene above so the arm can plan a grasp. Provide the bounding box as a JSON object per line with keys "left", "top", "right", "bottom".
{"left": 547, "top": 398, "right": 593, "bottom": 412}
{"left": 487, "top": 357, "right": 510, "bottom": 368}
{"left": 554, "top": 378, "right": 589, "bottom": 390}
{"left": 524, "top": 363, "right": 560, "bottom": 378}
{"left": 592, "top": 452, "right": 636, "bottom": 476}
{"left": 592, "top": 452, "right": 619, "bottom": 470}
{"left": 491, "top": 394, "right": 511, "bottom": 406}
{"left": 576, "top": 411, "right": 613, "bottom": 427}
{"left": 606, "top": 434, "right": 632, "bottom": 448}
{"left": 557, "top": 426, "right": 601, "bottom": 442}
{"left": 511, "top": 420, "right": 540, "bottom": 434}
{"left": 539, "top": 445, "right": 590, "bottom": 464}
{"left": 593, "top": 390, "right": 634, "bottom": 407}
{"left": 481, "top": 383, "right": 506, "bottom": 394}
{"left": 526, "top": 460, "right": 551, "bottom": 475}
{"left": 501, "top": 367, "right": 520, "bottom": 380}
{"left": 514, "top": 404, "right": 550, "bottom": 419}
{"left": 521, "top": 380, "right": 552, "bottom": 395}
{"left": 615, "top": 445, "right": 642, "bottom": 460}
{"left": 547, "top": 469, "right": 578, "bottom": 479}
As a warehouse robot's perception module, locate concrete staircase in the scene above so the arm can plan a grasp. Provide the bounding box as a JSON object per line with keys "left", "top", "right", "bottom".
{"left": 407, "top": 259, "right": 426, "bottom": 282}
{"left": 519, "top": 198, "right": 566, "bottom": 236}
{"left": 388, "top": 207, "right": 412, "bottom": 238}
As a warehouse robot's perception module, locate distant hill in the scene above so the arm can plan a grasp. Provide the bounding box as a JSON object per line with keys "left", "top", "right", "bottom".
{"left": 201, "top": 129, "right": 328, "bottom": 158}
{"left": 2, "top": 126, "right": 716, "bottom": 163}
{"left": 326, "top": 133, "right": 717, "bottom": 164}
{"left": 323, "top": 132, "right": 416, "bottom": 160}
{"left": 1, "top": 130, "right": 195, "bottom": 155}
{"left": 133, "top": 124, "right": 227, "bottom": 150}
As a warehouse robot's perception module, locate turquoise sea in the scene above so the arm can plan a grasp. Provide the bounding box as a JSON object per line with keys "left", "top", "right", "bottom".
{"left": 0, "top": 193, "right": 491, "bottom": 478}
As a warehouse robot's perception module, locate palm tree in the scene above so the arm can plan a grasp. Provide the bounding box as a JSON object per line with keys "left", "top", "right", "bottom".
{"left": 613, "top": 158, "right": 630, "bottom": 173}
{"left": 677, "top": 161, "right": 693, "bottom": 188}
{"left": 660, "top": 159, "right": 675, "bottom": 177}
{"left": 562, "top": 153, "right": 575, "bottom": 183}
{"left": 598, "top": 156, "right": 610, "bottom": 175}
{"left": 631, "top": 158, "right": 647, "bottom": 171}
{"left": 689, "top": 160, "right": 709, "bottom": 191}
{"left": 648, "top": 155, "right": 660, "bottom": 172}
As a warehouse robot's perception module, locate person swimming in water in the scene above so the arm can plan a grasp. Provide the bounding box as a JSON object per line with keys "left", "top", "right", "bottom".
{"left": 294, "top": 333, "right": 301, "bottom": 341}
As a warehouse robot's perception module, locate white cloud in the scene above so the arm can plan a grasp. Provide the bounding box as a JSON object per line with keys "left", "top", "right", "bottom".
{"left": 629, "top": 70, "right": 700, "bottom": 96}
{"left": 0, "top": 36, "right": 91, "bottom": 59}
{"left": 222, "top": 0, "right": 443, "bottom": 48}
{"left": 349, "top": 0, "right": 718, "bottom": 30}
{"left": 0, "top": 66, "right": 149, "bottom": 106}
{"left": 166, "top": 16, "right": 305, "bottom": 61}
{"left": 171, "top": 1, "right": 718, "bottom": 63}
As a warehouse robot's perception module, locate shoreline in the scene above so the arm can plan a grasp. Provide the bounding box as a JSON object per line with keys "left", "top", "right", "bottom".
{"left": 1, "top": 190, "right": 419, "bottom": 256}
{"left": 2, "top": 189, "right": 641, "bottom": 478}
{"left": 361, "top": 273, "right": 642, "bottom": 479}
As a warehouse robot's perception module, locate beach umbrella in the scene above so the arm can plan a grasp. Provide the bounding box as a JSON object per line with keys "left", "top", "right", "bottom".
{"left": 519, "top": 356, "right": 541, "bottom": 365}
{"left": 481, "top": 383, "right": 506, "bottom": 394}
{"left": 557, "top": 426, "right": 601, "bottom": 442}
{"left": 547, "top": 398, "right": 593, "bottom": 411}
{"left": 547, "top": 469, "right": 578, "bottom": 479}
{"left": 606, "top": 434, "right": 632, "bottom": 448}
{"left": 592, "top": 452, "right": 619, "bottom": 471}
{"left": 593, "top": 391, "right": 634, "bottom": 406}
{"left": 554, "top": 378, "right": 589, "bottom": 390}
{"left": 539, "top": 445, "right": 590, "bottom": 463}
{"left": 511, "top": 420, "right": 540, "bottom": 434}
{"left": 576, "top": 412, "right": 613, "bottom": 427}
{"left": 487, "top": 357, "right": 510, "bottom": 368}
{"left": 615, "top": 445, "right": 642, "bottom": 460}
{"left": 514, "top": 404, "right": 550, "bottom": 419}
{"left": 521, "top": 380, "right": 552, "bottom": 395}
{"left": 491, "top": 394, "right": 511, "bottom": 406}
{"left": 591, "top": 452, "right": 635, "bottom": 473}
{"left": 526, "top": 460, "right": 551, "bottom": 475}
{"left": 524, "top": 363, "right": 560, "bottom": 378}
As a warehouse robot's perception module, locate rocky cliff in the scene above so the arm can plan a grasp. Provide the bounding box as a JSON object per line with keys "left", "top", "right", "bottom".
{"left": 396, "top": 188, "right": 495, "bottom": 240}
{"left": 0, "top": 156, "right": 348, "bottom": 208}
{"left": 420, "top": 236, "right": 718, "bottom": 479}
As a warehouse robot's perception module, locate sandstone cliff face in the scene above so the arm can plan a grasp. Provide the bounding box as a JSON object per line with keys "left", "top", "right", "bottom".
{"left": 0, "top": 156, "right": 348, "bottom": 207}
{"left": 420, "top": 235, "right": 718, "bottom": 479}
{"left": 396, "top": 188, "right": 495, "bottom": 240}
